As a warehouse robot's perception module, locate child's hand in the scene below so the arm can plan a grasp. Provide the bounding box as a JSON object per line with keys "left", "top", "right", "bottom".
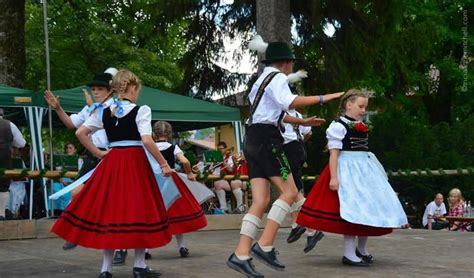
{"left": 83, "top": 89, "right": 93, "bottom": 106}
{"left": 96, "top": 150, "right": 109, "bottom": 159}
{"left": 44, "top": 90, "right": 61, "bottom": 109}
{"left": 329, "top": 177, "right": 339, "bottom": 191}
{"left": 303, "top": 116, "right": 326, "bottom": 126}
{"left": 187, "top": 172, "right": 196, "bottom": 181}
{"left": 161, "top": 165, "right": 172, "bottom": 176}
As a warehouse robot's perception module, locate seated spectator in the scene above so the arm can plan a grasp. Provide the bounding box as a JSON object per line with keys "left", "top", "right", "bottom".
{"left": 212, "top": 142, "right": 246, "bottom": 213}
{"left": 447, "top": 188, "right": 469, "bottom": 231}
{"left": 5, "top": 147, "right": 28, "bottom": 220}
{"left": 422, "top": 193, "right": 448, "bottom": 230}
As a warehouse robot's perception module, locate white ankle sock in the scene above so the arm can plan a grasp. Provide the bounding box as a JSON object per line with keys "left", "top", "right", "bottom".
{"left": 216, "top": 189, "right": 227, "bottom": 210}
{"left": 291, "top": 223, "right": 298, "bottom": 229}
{"left": 176, "top": 234, "right": 186, "bottom": 249}
{"left": 357, "top": 236, "right": 369, "bottom": 255}
{"left": 0, "top": 192, "right": 9, "bottom": 217}
{"left": 134, "top": 248, "right": 147, "bottom": 268}
{"left": 101, "top": 249, "right": 114, "bottom": 273}
{"left": 235, "top": 253, "right": 250, "bottom": 261}
{"left": 344, "top": 235, "right": 361, "bottom": 262}
{"left": 232, "top": 188, "right": 243, "bottom": 208}
{"left": 259, "top": 243, "right": 273, "bottom": 252}
{"left": 307, "top": 230, "right": 316, "bottom": 237}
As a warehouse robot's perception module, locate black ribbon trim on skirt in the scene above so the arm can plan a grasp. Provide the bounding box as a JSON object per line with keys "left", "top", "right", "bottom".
{"left": 299, "top": 206, "right": 347, "bottom": 223}
{"left": 61, "top": 216, "right": 170, "bottom": 234}
{"left": 62, "top": 210, "right": 169, "bottom": 229}
{"left": 168, "top": 210, "right": 205, "bottom": 224}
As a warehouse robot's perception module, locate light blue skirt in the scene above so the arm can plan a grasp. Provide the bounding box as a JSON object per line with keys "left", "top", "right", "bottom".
{"left": 337, "top": 151, "right": 408, "bottom": 228}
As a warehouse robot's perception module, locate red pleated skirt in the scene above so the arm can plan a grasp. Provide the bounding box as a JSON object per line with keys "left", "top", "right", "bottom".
{"left": 51, "top": 147, "right": 172, "bottom": 249}
{"left": 296, "top": 165, "right": 392, "bottom": 236}
{"left": 167, "top": 173, "right": 207, "bottom": 234}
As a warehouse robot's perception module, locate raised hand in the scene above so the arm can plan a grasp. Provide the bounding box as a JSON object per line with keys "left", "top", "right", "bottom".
{"left": 44, "top": 90, "right": 61, "bottom": 110}
{"left": 83, "top": 89, "right": 93, "bottom": 106}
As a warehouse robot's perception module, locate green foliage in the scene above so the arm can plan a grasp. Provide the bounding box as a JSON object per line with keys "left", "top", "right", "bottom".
{"left": 25, "top": 0, "right": 187, "bottom": 92}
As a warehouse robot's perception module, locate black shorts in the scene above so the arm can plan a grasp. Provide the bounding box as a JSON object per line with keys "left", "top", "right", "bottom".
{"left": 244, "top": 124, "right": 291, "bottom": 180}
{"left": 283, "top": 140, "right": 306, "bottom": 191}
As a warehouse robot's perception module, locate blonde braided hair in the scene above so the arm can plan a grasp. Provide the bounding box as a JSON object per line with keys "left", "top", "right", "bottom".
{"left": 111, "top": 70, "right": 141, "bottom": 116}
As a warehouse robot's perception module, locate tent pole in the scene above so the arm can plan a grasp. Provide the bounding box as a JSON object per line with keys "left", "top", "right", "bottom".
{"left": 42, "top": 0, "right": 54, "bottom": 217}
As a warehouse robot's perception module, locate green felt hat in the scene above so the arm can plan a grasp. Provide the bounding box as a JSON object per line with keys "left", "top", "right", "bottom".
{"left": 262, "top": 42, "right": 296, "bottom": 64}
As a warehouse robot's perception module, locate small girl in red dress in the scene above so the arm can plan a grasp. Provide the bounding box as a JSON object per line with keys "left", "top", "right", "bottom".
{"left": 51, "top": 70, "right": 172, "bottom": 278}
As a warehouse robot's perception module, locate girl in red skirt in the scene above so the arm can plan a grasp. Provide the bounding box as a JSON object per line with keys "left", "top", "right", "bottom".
{"left": 51, "top": 70, "right": 172, "bottom": 278}
{"left": 151, "top": 121, "right": 208, "bottom": 258}
{"left": 297, "top": 89, "right": 408, "bottom": 267}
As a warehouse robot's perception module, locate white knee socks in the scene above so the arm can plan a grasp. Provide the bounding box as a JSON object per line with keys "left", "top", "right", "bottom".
{"left": 101, "top": 249, "right": 114, "bottom": 273}
{"left": 232, "top": 188, "right": 243, "bottom": 208}
{"left": 216, "top": 189, "right": 227, "bottom": 210}
{"left": 344, "top": 235, "right": 361, "bottom": 262}
{"left": 267, "top": 199, "right": 291, "bottom": 225}
{"left": 357, "top": 236, "right": 369, "bottom": 255}
{"left": 134, "top": 248, "right": 146, "bottom": 268}
{"left": 240, "top": 213, "right": 261, "bottom": 239}
{"left": 0, "top": 192, "right": 9, "bottom": 217}
{"left": 176, "top": 234, "right": 186, "bottom": 249}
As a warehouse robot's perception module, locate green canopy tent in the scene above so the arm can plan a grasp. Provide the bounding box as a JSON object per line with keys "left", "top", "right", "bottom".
{"left": 52, "top": 86, "right": 241, "bottom": 132}
{"left": 0, "top": 85, "right": 49, "bottom": 219}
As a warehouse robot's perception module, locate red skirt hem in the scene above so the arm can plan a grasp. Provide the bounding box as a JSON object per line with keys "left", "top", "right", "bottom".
{"left": 296, "top": 165, "right": 392, "bottom": 237}
{"left": 167, "top": 173, "right": 207, "bottom": 235}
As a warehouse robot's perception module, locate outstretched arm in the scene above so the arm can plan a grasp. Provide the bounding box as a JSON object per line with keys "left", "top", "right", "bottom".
{"left": 283, "top": 114, "right": 326, "bottom": 126}
{"left": 289, "top": 91, "right": 344, "bottom": 110}
{"left": 44, "top": 90, "right": 75, "bottom": 129}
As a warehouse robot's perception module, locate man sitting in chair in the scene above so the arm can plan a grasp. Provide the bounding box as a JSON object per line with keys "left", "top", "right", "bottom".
{"left": 212, "top": 142, "right": 246, "bottom": 213}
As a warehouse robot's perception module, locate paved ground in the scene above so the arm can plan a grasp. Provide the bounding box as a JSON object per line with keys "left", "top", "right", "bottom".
{"left": 0, "top": 229, "right": 472, "bottom": 278}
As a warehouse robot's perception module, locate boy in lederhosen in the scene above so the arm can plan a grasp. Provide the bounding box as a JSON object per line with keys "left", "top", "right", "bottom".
{"left": 226, "top": 36, "right": 343, "bottom": 277}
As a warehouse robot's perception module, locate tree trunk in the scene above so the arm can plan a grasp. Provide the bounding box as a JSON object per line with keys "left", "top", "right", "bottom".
{"left": 256, "top": 0, "right": 291, "bottom": 72}
{"left": 255, "top": 0, "right": 291, "bottom": 205}
{"left": 0, "top": 0, "right": 26, "bottom": 87}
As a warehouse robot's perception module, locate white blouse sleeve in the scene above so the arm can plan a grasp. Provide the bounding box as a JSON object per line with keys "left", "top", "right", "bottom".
{"left": 136, "top": 105, "right": 152, "bottom": 136}
{"left": 83, "top": 111, "right": 103, "bottom": 133}
{"left": 70, "top": 105, "right": 89, "bottom": 128}
{"left": 267, "top": 74, "right": 297, "bottom": 111}
{"left": 326, "top": 122, "right": 347, "bottom": 150}
{"left": 299, "top": 125, "right": 312, "bottom": 136}
{"left": 174, "top": 145, "right": 184, "bottom": 156}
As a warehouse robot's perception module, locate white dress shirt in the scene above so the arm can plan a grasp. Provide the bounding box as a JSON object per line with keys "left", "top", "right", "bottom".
{"left": 247, "top": 67, "right": 297, "bottom": 126}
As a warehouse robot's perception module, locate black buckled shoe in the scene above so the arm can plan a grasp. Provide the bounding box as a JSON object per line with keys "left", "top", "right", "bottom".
{"left": 145, "top": 251, "right": 152, "bottom": 260}
{"left": 98, "top": 271, "right": 112, "bottom": 278}
{"left": 132, "top": 266, "right": 161, "bottom": 278}
{"left": 356, "top": 248, "right": 374, "bottom": 264}
{"left": 286, "top": 225, "right": 306, "bottom": 243}
{"left": 179, "top": 247, "right": 189, "bottom": 258}
{"left": 62, "top": 241, "right": 77, "bottom": 251}
{"left": 342, "top": 256, "right": 370, "bottom": 267}
{"left": 250, "top": 243, "right": 285, "bottom": 271}
{"left": 226, "top": 253, "right": 264, "bottom": 278}
{"left": 303, "top": 231, "right": 325, "bottom": 253}
{"left": 112, "top": 250, "right": 127, "bottom": 266}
